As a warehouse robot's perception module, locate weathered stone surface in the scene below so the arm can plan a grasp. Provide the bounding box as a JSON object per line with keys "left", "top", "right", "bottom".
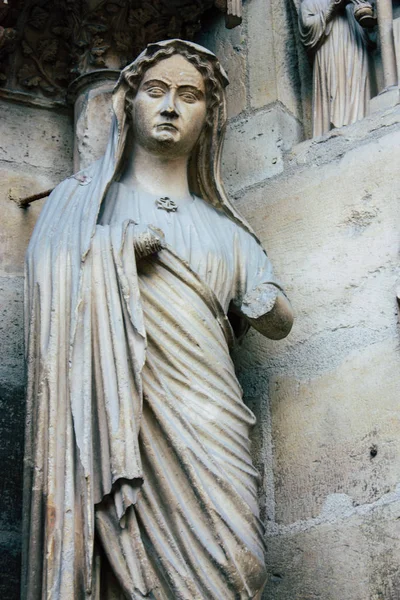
{"left": 370, "top": 86, "right": 400, "bottom": 113}
{"left": 196, "top": 11, "right": 247, "bottom": 118}
{"left": 247, "top": 0, "right": 277, "bottom": 110}
{"left": 0, "top": 276, "right": 25, "bottom": 600}
{"left": 0, "top": 168, "right": 48, "bottom": 277}
{"left": 233, "top": 107, "right": 400, "bottom": 531}
{"left": 0, "top": 277, "right": 24, "bottom": 388}
{"left": 0, "top": 100, "right": 73, "bottom": 175}
{"left": 263, "top": 494, "right": 400, "bottom": 600}
{"left": 247, "top": 0, "right": 302, "bottom": 120}
{"left": 271, "top": 339, "right": 400, "bottom": 524}
{"left": 234, "top": 110, "right": 400, "bottom": 380}
{"left": 0, "top": 100, "right": 73, "bottom": 277}
{"left": 222, "top": 105, "right": 302, "bottom": 192}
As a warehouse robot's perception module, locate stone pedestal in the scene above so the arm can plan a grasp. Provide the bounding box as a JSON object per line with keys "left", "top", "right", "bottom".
{"left": 68, "top": 70, "right": 120, "bottom": 172}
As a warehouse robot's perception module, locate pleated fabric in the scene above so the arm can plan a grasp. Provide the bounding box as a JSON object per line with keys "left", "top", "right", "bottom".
{"left": 93, "top": 240, "right": 268, "bottom": 599}
{"left": 22, "top": 154, "right": 277, "bottom": 600}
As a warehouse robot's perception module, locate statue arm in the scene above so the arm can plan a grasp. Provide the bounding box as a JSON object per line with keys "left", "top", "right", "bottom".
{"left": 238, "top": 283, "right": 294, "bottom": 340}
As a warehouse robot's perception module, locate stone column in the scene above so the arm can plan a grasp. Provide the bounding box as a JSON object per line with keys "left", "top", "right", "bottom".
{"left": 370, "top": 0, "right": 400, "bottom": 111}
{"left": 67, "top": 69, "right": 120, "bottom": 172}
{"left": 376, "top": 0, "right": 397, "bottom": 89}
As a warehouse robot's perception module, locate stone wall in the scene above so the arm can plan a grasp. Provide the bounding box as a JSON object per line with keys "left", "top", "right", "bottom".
{"left": 233, "top": 107, "right": 400, "bottom": 599}
{"left": 0, "top": 94, "right": 73, "bottom": 599}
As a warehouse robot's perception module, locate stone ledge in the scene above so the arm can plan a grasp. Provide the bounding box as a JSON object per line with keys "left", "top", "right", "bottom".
{"left": 286, "top": 105, "right": 400, "bottom": 172}
{"left": 0, "top": 88, "right": 70, "bottom": 112}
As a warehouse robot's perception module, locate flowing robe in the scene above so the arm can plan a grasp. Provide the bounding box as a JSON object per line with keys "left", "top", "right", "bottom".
{"left": 299, "top": 0, "right": 371, "bottom": 136}
{"left": 23, "top": 173, "right": 282, "bottom": 599}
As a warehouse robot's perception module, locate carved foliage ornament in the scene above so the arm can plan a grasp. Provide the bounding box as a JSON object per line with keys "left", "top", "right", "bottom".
{"left": 8, "top": 0, "right": 236, "bottom": 99}
{"left": 0, "top": 0, "right": 22, "bottom": 84}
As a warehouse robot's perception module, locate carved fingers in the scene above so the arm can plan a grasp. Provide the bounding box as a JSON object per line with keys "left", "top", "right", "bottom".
{"left": 134, "top": 225, "right": 166, "bottom": 260}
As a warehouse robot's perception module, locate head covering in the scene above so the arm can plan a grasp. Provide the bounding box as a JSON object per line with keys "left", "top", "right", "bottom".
{"left": 102, "top": 39, "right": 256, "bottom": 242}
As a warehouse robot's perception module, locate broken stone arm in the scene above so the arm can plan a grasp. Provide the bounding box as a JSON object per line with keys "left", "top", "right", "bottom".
{"left": 238, "top": 283, "right": 294, "bottom": 340}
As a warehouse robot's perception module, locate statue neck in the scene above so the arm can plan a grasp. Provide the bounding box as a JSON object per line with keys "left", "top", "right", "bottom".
{"left": 120, "top": 144, "right": 191, "bottom": 201}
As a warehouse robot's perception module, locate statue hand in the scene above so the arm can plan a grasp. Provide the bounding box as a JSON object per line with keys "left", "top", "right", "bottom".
{"left": 332, "top": 0, "right": 352, "bottom": 11}
{"left": 134, "top": 226, "right": 166, "bottom": 260}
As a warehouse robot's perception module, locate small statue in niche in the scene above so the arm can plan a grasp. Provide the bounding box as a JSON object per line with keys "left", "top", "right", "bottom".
{"left": 299, "top": 0, "right": 377, "bottom": 137}
{"left": 22, "top": 40, "right": 293, "bottom": 599}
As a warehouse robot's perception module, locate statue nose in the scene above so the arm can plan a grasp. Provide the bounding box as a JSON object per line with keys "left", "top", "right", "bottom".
{"left": 160, "top": 91, "right": 180, "bottom": 118}
{"left": 161, "top": 105, "right": 179, "bottom": 118}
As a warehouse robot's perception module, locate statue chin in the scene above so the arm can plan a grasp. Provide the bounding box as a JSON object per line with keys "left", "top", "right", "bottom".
{"left": 154, "top": 129, "right": 179, "bottom": 144}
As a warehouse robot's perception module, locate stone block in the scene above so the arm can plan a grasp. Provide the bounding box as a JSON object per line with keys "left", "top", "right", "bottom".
{"left": 222, "top": 105, "right": 302, "bottom": 193}
{"left": 196, "top": 11, "right": 247, "bottom": 118}
{"left": 247, "top": 0, "right": 277, "bottom": 110}
{"left": 270, "top": 339, "right": 400, "bottom": 524}
{"left": 0, "top": 277, "right": 25, "bottom": 388}
{"left": 0, "top": 166, "right": 52, "bottom": 276}
{"left": 234, "top": 117, "right": 400, "bottom": 378}
{"left": 0, "top": 100, "right": 73, "bottom": 176}
{"left": 247, "top": 0, "right": 302, "bottom": 120}
{"left": 263, "top": 497, "right": 400, "bottom": 600}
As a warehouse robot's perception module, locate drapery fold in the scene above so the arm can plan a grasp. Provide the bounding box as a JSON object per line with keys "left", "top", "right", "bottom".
{"left": 299, "top": 0, "right": 371, "bottom": 136}
{"left": 23, "top": 209, "right": 267, "bottom": 598}
{"left": 93, "top": 242, "right": 267, "bottom": 599}
{"left": 22, "top": 39, "right": 271, "bottom": 599}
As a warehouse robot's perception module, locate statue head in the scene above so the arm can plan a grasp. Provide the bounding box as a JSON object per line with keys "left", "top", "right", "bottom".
{"left": 107, "top": 40, "right": 253, "bottom": 238}
{"left": 126, "top": 53, "right": 208, "bottom": 159}
{"left": 112, "top": 40, "right": 234, "bottom": 204}
{"left": 121, "top": 41, "right": 229, "bottom": 163}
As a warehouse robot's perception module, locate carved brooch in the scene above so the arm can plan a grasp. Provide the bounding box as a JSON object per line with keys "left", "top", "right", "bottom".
{"left": 156, "top": 197, "right": 178, "bottom": 212}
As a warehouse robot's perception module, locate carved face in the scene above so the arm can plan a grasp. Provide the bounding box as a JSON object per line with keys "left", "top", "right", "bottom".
{"left": 130, "top": 54, "right": 207, "bottom": 158}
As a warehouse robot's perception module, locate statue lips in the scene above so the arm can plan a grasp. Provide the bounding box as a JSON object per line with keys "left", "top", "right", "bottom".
{"left": 156, "top": 123, "right": 179, "bottom": 132}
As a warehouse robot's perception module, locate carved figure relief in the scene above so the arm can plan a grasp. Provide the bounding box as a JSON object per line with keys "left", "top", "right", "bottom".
{"left": 22, "top": 39, "right": 293, "bottom": 599}
{"left": 299, "top": 0, "right": 377, "bottom": 136}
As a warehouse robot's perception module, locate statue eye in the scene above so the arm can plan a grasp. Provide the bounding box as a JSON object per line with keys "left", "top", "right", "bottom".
{"left": 180, "top": 92, "right": 198, "bottom": 104}
{"left": 146, "top": 87, "right": 165, "bottom": 97}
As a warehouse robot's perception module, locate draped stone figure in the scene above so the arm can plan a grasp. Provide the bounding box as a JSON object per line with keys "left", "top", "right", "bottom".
{"left": 299, "top": 0, "right": 374, "bottom": 137}
{"left": 22, "top": 39, "right": 293, "bottom": 600}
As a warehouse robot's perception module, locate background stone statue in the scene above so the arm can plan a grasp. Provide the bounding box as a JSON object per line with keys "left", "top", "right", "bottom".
{"left": 299, "top": 0, "right": 376, "bottom": 136}
{"left": 22, "top": 39, "right": 293, "bottom": 599}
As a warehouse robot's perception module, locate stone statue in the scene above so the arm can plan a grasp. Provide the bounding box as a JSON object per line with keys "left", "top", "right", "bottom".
{"left": 22, "top": 39, "right": 293, "bottom": 600}
{"left": 299, "top": 0, "right": 376, "bottom": 136}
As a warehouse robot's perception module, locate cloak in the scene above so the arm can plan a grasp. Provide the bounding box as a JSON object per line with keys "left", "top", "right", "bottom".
{"left": 22, "top": 40, "right": 270, "bottom": 599}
